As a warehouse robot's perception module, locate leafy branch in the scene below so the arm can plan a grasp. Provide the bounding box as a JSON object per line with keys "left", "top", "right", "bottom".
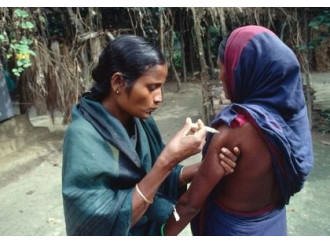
{"left": 0, "top": 8, "right": 36, "bottom": 77}
{"left": 307, "top": 8, "right": 330, "bottom": 49}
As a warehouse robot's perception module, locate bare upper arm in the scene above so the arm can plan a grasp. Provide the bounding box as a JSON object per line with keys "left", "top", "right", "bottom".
{"left": 180, "top": 124, "right": 236, "bottom": 209}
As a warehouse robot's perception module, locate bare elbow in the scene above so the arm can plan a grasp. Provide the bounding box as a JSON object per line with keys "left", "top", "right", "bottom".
{"left": 179, "top": 196, "right": 203, "bottom": 216}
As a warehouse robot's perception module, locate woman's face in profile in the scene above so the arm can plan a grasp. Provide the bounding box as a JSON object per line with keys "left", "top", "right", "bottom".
{"left": 119, "top": 64, "right": 168, "bottom": 120}
{"left": 217, "top": 58, "right": 229, "bottom": 100}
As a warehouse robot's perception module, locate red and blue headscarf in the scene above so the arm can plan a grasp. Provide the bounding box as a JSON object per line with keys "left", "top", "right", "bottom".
{"left": 211, "top": 25, "right": 313, "bottom": 205}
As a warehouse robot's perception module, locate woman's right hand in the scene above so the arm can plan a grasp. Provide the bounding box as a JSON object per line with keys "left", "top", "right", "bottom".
{"left": 219, "top": 146, "right": 240, "bottom": 175}
{"left": 160, "top": 117, "right": 207, "bottom": 167}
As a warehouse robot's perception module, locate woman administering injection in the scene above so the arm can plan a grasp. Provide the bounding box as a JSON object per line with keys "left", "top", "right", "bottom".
{"left": 61, "top": 35, "right": 240, "bottom": 235}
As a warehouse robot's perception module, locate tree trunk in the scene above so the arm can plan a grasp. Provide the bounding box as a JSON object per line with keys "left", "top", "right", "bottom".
{"left": 159, "top": 8, "right": 165, "bottom": 54}
{"left": 206, "top": 25, "right": 215, "bottom": 79}
{"left": 170, "top": 59, "right": 181, "bottom": 92}
{"left": 191, "top": 7, "right": 212, "bottom": 124}
{"left": 168, "top": 14, "right": 181, "bottom": 92}
{"left": 159, "top": 8, "right": 166, "bottom": 96}
{"left": 179, "top": 10, "right": 187, "bottom": 83}
{"left": 88, "top": 8, "right": 102, "bottom": 71}
{"left": 67, "top": 7, "right": 89, "bottom": 82}
{"left": 303, "top": 9, "right": 313, "bottom": 128}
{"left": 188, "top": 26, "right": 195, "bottom": 76}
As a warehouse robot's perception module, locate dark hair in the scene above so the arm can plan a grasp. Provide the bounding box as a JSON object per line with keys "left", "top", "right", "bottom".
{"left": 90, "top": 35, "right": 166, "bottom": 101}
{"left": 218, "top": 37, "right": 228, "bottom": 63}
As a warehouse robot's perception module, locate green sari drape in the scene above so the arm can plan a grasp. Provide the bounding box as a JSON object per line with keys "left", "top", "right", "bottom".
{"left": 62, "top": 95, "right": 185, "bottom": 235}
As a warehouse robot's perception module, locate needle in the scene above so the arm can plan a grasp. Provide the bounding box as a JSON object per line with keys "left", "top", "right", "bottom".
{"left": 204, "top": 126, "right": 220, "bottom": 134}
{"left": 190, "top": 122, "right": 220, "bottom": 134}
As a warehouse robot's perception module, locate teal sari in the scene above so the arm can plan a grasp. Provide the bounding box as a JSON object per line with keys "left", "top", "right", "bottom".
{"left": 62, "top": 94, "right": 184, "bottom": 235}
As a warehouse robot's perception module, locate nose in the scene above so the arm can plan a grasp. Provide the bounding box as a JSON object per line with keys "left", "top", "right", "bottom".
{"left": 154, "top": 88, "right": 163, "bottom": 105}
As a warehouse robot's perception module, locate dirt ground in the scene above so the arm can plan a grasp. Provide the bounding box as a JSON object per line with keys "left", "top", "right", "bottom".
{"left": 0, "top": 78, "right": 329, "bottom": 236}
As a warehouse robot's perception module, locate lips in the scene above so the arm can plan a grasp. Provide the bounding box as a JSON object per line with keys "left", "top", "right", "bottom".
{"left": 148, "top": 107, "right": 157, "bottom": 112}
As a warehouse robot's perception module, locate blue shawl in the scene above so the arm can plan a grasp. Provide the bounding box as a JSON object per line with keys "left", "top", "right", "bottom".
{"left": 206, "top": 25, "right": 313, "bottom": 205}
{"left": 62, "top": 94, "right": 184, "bottom": 235}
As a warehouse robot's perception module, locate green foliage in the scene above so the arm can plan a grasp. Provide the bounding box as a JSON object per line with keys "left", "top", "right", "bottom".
{"left": 173, "top": 51, "right": 182, "bottom": 70}
{"left": 319, "top": 109, "right": 330, "bottom": 133}
{"left": 0, "top": 8, "right": 36, "bottom": 77}
{"left": 14, "top": 9, "right": 29, "bottom": 18}
{"left": 308, "top": 9, "right": 330, "bottom": 49}
{"left": 208, "top": 26, "right": 221, "bottom": 65}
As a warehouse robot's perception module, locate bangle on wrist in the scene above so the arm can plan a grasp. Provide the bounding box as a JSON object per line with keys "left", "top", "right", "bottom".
{"left": 135, "top": 184, "right": 153, "bottom": 204}
{"left": 180, "top": 167, "right": 188, "bottom": 185}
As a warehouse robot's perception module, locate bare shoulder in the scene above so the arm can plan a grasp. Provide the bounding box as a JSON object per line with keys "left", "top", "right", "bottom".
{"left": 208, "top": 121, "right": 257, "bottom": 150}
{"left": 207, "top": 121, "right": 268, "bottom": 164}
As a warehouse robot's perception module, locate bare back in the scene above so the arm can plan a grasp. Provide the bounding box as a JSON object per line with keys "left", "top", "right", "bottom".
{"left": 213, "top": 121, "right": 281, "bottom": 213}
{"left": 162, "top": 118, "right": 283, "bottom": 236}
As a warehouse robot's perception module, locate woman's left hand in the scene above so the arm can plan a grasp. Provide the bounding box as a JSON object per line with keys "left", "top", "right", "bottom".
{"left": 219, "top": 146, "right": 240, "bottom": 175}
